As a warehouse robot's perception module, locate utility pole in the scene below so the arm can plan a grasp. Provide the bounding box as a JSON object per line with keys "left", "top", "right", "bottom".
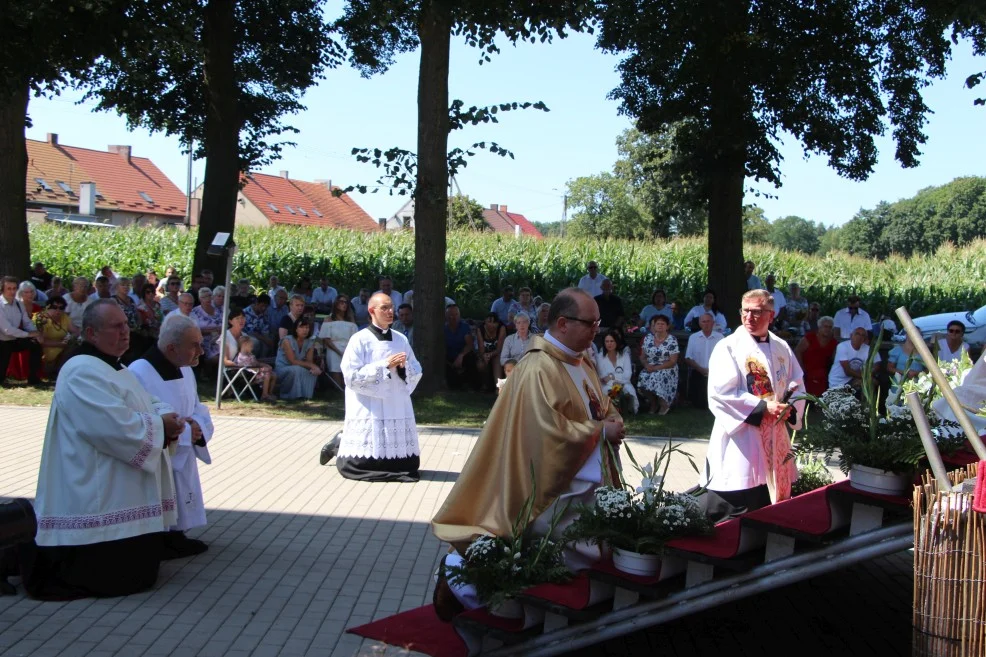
{"left": 185, "top": 135, "right": 194, "bottom": 227}
{"left": 561, "top": 193, "right": 568, "bottom": 237}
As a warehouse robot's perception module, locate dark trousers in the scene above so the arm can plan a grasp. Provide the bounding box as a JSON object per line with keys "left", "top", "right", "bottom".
{"left": 445, "top": 352, "right": 479, "bottom": 390}
{"left": 0, "top": 338, "right": 43, "bottom": 383}
{"left": 688, "top": 369, "right": 709, "bottom": 409}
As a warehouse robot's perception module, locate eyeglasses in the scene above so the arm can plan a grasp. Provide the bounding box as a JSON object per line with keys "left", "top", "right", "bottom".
{"left": 740, "top": 308, "right": 767, "bottom": 318}
{"left": 562, "top": 316, "right": 601, "bottom": 328}
{"left": 587, "top": 266, "right": 597, "bottom": 270}
{"left": 947, "top": 329, "right": 965, "bottom": 335}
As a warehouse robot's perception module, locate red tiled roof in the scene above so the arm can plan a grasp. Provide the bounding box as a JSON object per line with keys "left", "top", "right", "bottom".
{"left": 25, "top": 138, "right": 186, "bottom": 218}
{"left": 482, "top": 205, "right": 544, "bottom": 239}
{"left": 239, "top": 173, "right": 379, "bottom": 231}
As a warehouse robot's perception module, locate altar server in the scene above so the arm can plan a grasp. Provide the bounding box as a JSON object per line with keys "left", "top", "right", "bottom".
{"left": 130, "top": 312, "right": 214, "bottom": 556}
{"left": 702, "top": 289, "right": 805, "bottom": 522}
{"left": 330, "top": 292, "right": 423, "bottom": 482}
{"left": 21, "top": 300, "right": 184, "bottom": 599}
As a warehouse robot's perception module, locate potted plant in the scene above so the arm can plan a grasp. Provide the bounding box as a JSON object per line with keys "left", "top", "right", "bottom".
{"left": 792, "top": 336, "right": 965, "bottom": 495}
{"left": 445, "top": 467, "right": 571, "bottom": 617}
{"left": 564, "top": 440, "right": 713, "bottom": 577}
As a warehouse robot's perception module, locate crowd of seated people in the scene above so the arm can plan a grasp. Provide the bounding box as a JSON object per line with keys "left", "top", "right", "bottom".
{"left": 4, "top": 258, "right": 977, "bottom": 417}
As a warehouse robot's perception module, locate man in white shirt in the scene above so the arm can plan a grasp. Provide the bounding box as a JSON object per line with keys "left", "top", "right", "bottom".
{"left": 832, "top": 295, "right": 873, "bottom": 340}
{"left": 88, "top": 275, "right": 112, "bottom": 301}
{"left": 0, "top": 276, "right": 44, "bottom": 387}
{"left": 577, "top": 261, "right": 608, "bottom": 298}
{"left": 375, "top": 276, "right": 403, "bottom": 308}
{"left": 490, "top": 285, "right": 515, "bottom": 325}
{"left": 267, "top": 275, "right": 285, "bottom": 301}
{"left": 311, "top": 277, "right": 338, "bottom": 314}
{"left": 829, "top": 327, "right": 881, "bottom": 390}
{"left": 351, "top": 288, "right": 371, "bottom": 328}
{"left": 937, "top": 321, "right": 970, "bottom": 363}
{"left": 20, "top": 300, "right": 184, "bottom": 599}
{"left": 764, "top": 274, "right": 786, "bottom": 326}
{"left": 745, "top": 261, "right": 763, "bottom": 290}
{"left": 684, "top": 313, "right": 724, "bottom": 409}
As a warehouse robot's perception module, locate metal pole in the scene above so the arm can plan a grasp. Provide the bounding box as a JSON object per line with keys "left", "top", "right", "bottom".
{"left": 214, "top": 245, "right": 235, "bottom": 409}
{"left": 488, "top": 522, "right": 912, "bottom": 657}
{"left": 895, "top": 306, "right": 986, "bottom": 459}
{"left": 185, "top": 137, "right": 194, "bottom": 227}
{"left": 906, "top": 391, "right": 954, "bottom": 490}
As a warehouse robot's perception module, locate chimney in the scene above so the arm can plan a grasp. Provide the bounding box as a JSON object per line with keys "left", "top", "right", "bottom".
{"left": 378, "top": 218, "right": 387, "bottom": 230}
{"left": 315, "top": 178, "right": 333, "bottom": 191}
{"left": 500, "top": 205, "right": 508, "bottom": 212}
{"left": 108, "top": 145, "right": 132, "bottom": 163}
{"left": 46, "top": 133, "right": 58, "bottom": 145}
{"left": 280, "top": 170, "right": 289, "bottom": 179}
{"left": 79, "top": 182, "right": 96, "bottom": 216}
{"left": 489, "top": 203, "right": 498, "bottom": 211}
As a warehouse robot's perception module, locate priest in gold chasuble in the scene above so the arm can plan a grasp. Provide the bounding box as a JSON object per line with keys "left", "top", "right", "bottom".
{"left": 431, "top": 288, "right": 625, "bottom": 617}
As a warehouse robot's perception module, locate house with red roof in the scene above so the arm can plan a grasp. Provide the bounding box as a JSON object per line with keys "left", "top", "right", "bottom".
{"left": 25, "top": 134, "right": 187, "bottom": 226}
{"left": 384, "top": 200, "right": 544, "bottom": 239}
{"left": 219, "top": 171, "right": 379, "bottom": 232}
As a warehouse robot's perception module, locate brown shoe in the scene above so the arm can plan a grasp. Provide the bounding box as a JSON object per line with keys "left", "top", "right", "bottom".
{"left": 433, "top": 555, "right": 464, "bottom": 622}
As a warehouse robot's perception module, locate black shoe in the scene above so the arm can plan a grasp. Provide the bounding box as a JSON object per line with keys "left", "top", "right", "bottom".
{"left": 160, "top": 531, "right": 208, "bottom": 560}
{"left": 319, "top": 433, "right": 341, "bottom": 466}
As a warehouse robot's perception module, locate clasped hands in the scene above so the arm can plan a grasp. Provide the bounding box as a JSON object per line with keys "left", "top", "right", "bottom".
{"left": 765, "top": 400, "right": 793, "bottom": 422}
{"left": 160, "top": 415, "right": 205, "bottom": 446}
{"left": 387, "top": 352, "right": 408, "bottom": 369}
{"left": 603, "top": 418, "right": 626, "bottom": 446}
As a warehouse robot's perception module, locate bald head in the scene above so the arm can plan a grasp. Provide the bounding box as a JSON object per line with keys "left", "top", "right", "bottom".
{"left": 548, "top": 288, "right": 599, "bottom": 353}
{"left": 368, "top": 292, "right": 395, "bottom": 329}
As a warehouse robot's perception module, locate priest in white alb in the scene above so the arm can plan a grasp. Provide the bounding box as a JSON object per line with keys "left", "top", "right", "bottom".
{"left": 20, "top": 300, "right": 184, "bottom": 599}
{"left": 322, "top": 292, "right": 423, "bottom": 482}
{"left": 129, "top": 312, "right": 214, "bottom": 558}
{"left": 701, "top": 289, "right": 805, "bottom": 522}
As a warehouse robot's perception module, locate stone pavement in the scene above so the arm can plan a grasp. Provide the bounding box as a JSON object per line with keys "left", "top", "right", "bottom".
{"left": 0, "top": 406, "right": 912, "bottom": 656}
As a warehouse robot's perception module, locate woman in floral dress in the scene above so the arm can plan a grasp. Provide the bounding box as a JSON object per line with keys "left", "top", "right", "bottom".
{"left": 190, "top": 287, "right": 223, "bottom": 363}
{"left": 637, "top": 314, "right": 679, "bottom": 414}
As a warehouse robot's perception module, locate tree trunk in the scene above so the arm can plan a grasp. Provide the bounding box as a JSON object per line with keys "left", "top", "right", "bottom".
{"left": 412, "top": 1, "right": 452, "bottom": 395}
{"left": 705, "top": 0, "right": 749, "bottom": 328}
{"left": 0, "top": 83, "right": 31, "bottom": 278}
{"left": 196, "top": 0, "right": 241, "bottom": 285}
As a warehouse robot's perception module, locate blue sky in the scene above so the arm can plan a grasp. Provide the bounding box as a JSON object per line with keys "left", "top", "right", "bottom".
{"left": 24, "top": 12, "right": 986, "bottom": 228}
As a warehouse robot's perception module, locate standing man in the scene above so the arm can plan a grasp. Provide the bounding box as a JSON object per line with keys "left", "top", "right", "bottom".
{"left": 702, "top": 290, "right": 805, "bottom": 522}
{"left": 21, "top": 300, "right": 184, "bottom": 599}
{"left": 684, "top": 313, "right": 724, "bottom": 409}
{"left": 267, "top": 275, "right": 285, "bottom": 300}
{"left": 129, "top": 313, "right": 214, "bottom": 557}
{"left": 832, "top": 295, "right": 873, "bottom": 340}
{"left": 490, "top": 285, "right": 515, "bottom": 326}
{"left": 0, "top": 276, "right": 44, "bottom": 387}
{"left": 744, "top": 261, "right": 763, "bottom": 290}
{"left": 312, "top": 277, "right": 339, "bottom": 314}
{"left": 432, "top": 288, "right": 624, "bottom": 620}
{"left": 577, "top": 261, "right": 608, "bottom": 298}
{"left": 593, "top": 278, "right": 625, "bottom": 334}
{"left": 764, "top": 274, "right": 786, "bottom": 322}
{"left": 325, "top": 292, "right": 422, "bottom": 482}
{"left": 376, "top": 276, "right": 404, "bottom": 308}
{"left": 29, "top": 262, "right": 53, "bottom": 293}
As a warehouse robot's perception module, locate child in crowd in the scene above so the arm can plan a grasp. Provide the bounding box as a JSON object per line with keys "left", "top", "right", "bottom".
{"left": 496, "top": 359, "right": 518, "bottom": 394}
{"left": 234, "top": 334, "right": 277, "bottom": 402}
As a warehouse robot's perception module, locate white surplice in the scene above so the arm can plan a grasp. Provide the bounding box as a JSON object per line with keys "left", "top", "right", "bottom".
{"left": 129, "top": 353, "right": 214, "bottom": 531}
{"left": 34, "top": 354, "right": 178, "bottom": 547}
{"left": 338, "top": 326, "right": 422, "bottom": 459}
{"left": 704, "top": 327, "right": 805, "bottom": 502}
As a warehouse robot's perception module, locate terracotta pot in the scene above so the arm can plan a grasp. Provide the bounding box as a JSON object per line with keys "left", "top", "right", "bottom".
{"left": 849, "top": 464, "right": 911, "bottom": 496}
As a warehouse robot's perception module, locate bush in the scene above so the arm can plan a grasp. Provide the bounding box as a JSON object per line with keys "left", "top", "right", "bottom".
{"left": 28, "top": 224, "right": 986, "bottom": 320}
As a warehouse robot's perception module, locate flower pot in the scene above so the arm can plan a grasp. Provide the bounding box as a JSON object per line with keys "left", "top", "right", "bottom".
{"left": 488, "top": 598, "right": 524, "bottom": 620}
{"left": 849, "top": 464, "right": 912, "bottom": 496}
{"left": 612, "top": 547, "right": 661, "bottom": 577}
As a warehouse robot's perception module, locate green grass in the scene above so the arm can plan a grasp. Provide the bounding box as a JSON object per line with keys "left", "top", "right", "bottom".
{"left": 1, "top": 380, "right": 715, "bottom": 438}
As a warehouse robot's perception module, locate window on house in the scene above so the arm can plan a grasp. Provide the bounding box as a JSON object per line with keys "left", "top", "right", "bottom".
{"left": 56, "top": 181, "right": 75, "bottom": 195}
{"left": 267, "top": 202, "right": 280, "bottom": 213}
{"left": 285, "top": 205, "right": 296, "bottom": 215}
{"left": 138, "top": 191, "right": 154, "bottom": 204}
{"left": 312, "top": 208, "right": 324, "bottom": 217}
{"left": 35, "top": 178, "right": 53, "bottom": 192}
{"left": 297, "top": 207, "right": 308, "bottom": 216}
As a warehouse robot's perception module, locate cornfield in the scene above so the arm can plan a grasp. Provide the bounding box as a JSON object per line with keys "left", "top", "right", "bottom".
{"left": 28, "top": 223, "right": 986, "bottom": 320}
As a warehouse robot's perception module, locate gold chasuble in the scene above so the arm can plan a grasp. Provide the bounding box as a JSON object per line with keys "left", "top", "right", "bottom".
{"left": 432, "top": 335, "right": 622, "bottom": 553}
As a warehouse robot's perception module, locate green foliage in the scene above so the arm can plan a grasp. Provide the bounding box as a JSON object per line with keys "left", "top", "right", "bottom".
{"left": 566, "top": 173, "right": 652, "bottom": 240}
{"left": 27, "top": 224, "right": 986, "bottom": 321}
{"left": 838, "top": 177, "right": 986, "bottom": 258}
{"left": 790, "top": 454, "right": 834, "bottom": 497}
{"left": 447, "top": 194, "right": 489, "bottom": 231}
{"left": 530, "top": 221, "right": 566, "bottom": 238}
{"left": 742, "top": 205, "right": 771, "bottom": 245}
{"left": 768, "top": 216, "right": 824, "bottom": 254}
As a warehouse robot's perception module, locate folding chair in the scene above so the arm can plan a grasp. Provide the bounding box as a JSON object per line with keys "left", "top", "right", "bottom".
{"left": 220, "top": 365, "right": 261, "bottom": 402}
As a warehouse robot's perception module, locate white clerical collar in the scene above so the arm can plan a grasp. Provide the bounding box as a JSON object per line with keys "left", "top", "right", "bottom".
{"left": 544, "top": 331, "right": 580, "bottom": 358}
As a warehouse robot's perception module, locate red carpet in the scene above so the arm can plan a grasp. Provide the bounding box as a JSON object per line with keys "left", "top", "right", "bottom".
{"left": 742, "top": 484, "right": 835, "bottom": 534}
{"left": 347, "top": 605, "right": 468, "bottom": 657}
{"left": 667, "top": 517, "right": 743, "bottom": 559}
{"left": 525, "top": 572, "right": 592, "bottom": 608}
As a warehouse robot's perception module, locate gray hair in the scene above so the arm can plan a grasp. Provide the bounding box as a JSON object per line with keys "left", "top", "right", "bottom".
{"left": 818, "top": 315, "right": 835, "bottom": 326}
{"left": 197, "top": 286, "right": 213, "bottom": 301}
{"left": 82, "top": 299, "right": 120, "bottom": 332}
{"left": 158, "top": 312, "right": 199, "bottom": 350}
{"left": 513, "top": 311, "right": 531, "bottom": 326}
{"left": 537, "top": 302, "right": 551, "bottom": 315}
{"left": 212, "top": 285, "right": 226, "bottom": 298}
{"left": 16, "top": 281, "right": 36, "bottom": 299}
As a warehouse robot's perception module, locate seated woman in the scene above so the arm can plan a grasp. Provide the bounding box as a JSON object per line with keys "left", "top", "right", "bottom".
{"left": 275, "top": 316, "right": 322, "bottom": 400}
{"left": 683, "top": 289, "right": 728, "bottom": 334}
{"left": 500, "top": 311, "right": 533, "bottom": 365}
{"left": 595, "top": 328, "right": 639, "bottom": 415}
{"left": 639, "top": 288, "right": 673, "bottom": 329}
{"left": 318, "top": 294, "right": 358, "bottom": 390}
{"left": 531, "top": 302, "right": 551, "bottom": 335}
{"left": 36, "top": 297, "right": 77, "bottom": 379}
{"left": 476, "top": 313, "right": 506, "bottom": 392}
{"left": 6, "top": 282, "right": 46, "bottom": 381}
{"left": 233, "top": 334, "right": 277, "bottom": 401}
{"left": 637, "top": 314, "right": 679, "bottom": 414}
{"left": 190, "top": 287, "right": 223, "bottom": 365}
{"left": 794, "top": 315, "right": 838, "bottom": 397}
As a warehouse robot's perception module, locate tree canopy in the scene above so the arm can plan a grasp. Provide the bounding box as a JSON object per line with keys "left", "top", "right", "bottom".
{"left": 447, "top": 194, "right": 489, "bottom": 231}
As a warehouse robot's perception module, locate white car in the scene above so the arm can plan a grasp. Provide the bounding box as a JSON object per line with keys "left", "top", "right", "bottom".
{"left": 893, "top": 304, "right": 986, "bottom": 349}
